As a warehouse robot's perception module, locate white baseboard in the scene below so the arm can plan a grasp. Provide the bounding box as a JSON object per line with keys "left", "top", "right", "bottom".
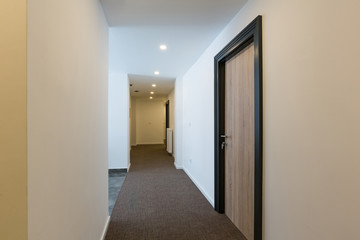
{"left": 183, "top": 167, "right": 214, "bottom": 207}
{"left": 127, "top": 163, "right": 131, "bottom": 172}
{"left": 174, "top": 161, "right": 183, "bottom": 169}
{"left": 100, "top": 216, "right": 110, "bottom": 240}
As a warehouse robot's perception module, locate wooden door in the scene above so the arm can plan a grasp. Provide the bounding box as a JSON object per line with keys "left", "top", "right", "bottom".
{"left": 224, "top": 43, "right": 255, "bottom": 240}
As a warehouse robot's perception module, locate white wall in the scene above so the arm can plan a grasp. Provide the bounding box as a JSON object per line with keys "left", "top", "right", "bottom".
{"left": 27, "top": 0, "right": 109, "bottom": 239}
{"left": 180, "top": 0, "right": 360, "bottom": 239}
{"left": 135, "top": 98, "right": 166, "bottom": 145}
{"left": 108, "top": 73, "right": 130, "bottom": 169}
{"left": 108, "top": 27, "right": 131, "bottom": 170}
{"left": 130, "top": 97, "right": 137, "bottom": 146}
{"left": 174, "top": 77, "right": 184, "bottom": 169}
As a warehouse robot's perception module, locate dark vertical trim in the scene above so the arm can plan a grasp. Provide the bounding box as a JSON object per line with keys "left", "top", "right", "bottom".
{"left": 165, "top": 100, "right": 170, "bottom": 129}
{"left": 165, "top": 100, "right": 170, "bottom": 144}
{"left": 214, "top": 57, "right": 226, "bottom": 213}
{"left": 253, "top": 17, "right": 263, "bottom": 240}
{"left": 214, "top": 16, "right": 263, "bottom": 240}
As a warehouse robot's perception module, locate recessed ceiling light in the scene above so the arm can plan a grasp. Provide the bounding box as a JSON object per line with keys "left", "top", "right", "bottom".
{"left": 154, "top": 71, "right": 160, "bottom": 75}
{"left": 150, "top": 92, "right": 154, "bottom": 94}
{"left": 152, "top": 84, "right": 156, "bottom": 87}
{"left": 150, "top": 97, "right": 153, "bottom": 99}
{"left": 160, "top": 44, "right": 167, "bottom": 50}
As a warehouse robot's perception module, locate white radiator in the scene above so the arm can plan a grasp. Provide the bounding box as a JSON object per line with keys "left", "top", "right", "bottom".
{"left": 166, "top": 128, "right": 173, "bottom": 154}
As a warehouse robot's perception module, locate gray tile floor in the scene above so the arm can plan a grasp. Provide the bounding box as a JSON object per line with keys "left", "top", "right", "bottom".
{"left": 109, "top": 170, "right": 127, "bottom": 215}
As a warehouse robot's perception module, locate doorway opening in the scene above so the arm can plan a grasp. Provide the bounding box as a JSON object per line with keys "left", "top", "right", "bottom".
{"left": 129, "top": 75, "right": 175, "bottom": 155}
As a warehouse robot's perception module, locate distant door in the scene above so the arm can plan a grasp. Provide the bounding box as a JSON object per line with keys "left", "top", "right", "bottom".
{"left": 165, "top": 100, "right": 169, "bottom": 145}
{"left": 224, "top": 43, "right": 255, "bottom": 240}
{"left": 214, "top": 16, "right": 263, "bottom": 240}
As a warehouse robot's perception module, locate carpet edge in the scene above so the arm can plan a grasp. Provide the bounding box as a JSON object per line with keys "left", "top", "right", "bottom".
{"left": 174, "top": 162, "right": 183, "bottom": 169}
{"left": 183, "top": 167, "right": 215, "bottom": 207}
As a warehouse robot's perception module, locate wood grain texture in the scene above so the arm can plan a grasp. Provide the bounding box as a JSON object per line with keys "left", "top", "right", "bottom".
{"left": 225, "top": 43, "right": 255, "bottom": 240}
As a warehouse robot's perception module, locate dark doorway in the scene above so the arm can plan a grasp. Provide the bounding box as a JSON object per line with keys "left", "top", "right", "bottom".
{"left": 165, "top": 100, "right": 169, "bottom": 145}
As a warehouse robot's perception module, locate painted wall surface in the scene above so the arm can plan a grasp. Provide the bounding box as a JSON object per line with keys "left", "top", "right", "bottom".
{"left": 174, "top": 77, "right": 183, "bottom": 168}
{"left": 0, "top": 1, "right": 28, "bottom": 239}
{"left": 27, "top": 1, "right": 109, "bottom": 239}
{"left": 108, "top": 27, "right": 131, "bottom": 170}
{"left": 108, "top": 73, "right": 130, "bottom": 169}
{"left": 180, "top": 0, "right": 360, "bottom": 239}
{"left": 135, "top": 98, "right": 166, "bottom": 145}
{"left": 130, "top": 97, "right": 137, "bottom": 146}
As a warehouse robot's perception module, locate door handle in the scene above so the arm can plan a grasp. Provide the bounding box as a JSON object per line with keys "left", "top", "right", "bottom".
{"left": 220, "top": 135, "right": 228, "bottom": 149}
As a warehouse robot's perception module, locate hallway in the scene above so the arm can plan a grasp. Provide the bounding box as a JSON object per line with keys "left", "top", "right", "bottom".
{"left": 105, "top": 145, "right": 245, "bottom": 240}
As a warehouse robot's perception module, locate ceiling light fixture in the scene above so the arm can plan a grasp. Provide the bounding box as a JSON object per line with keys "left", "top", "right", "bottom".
{"left": 154, "top": 71, "right": 160, "bottom": 75}
{"left": 150, "top": 92, "right": 154, "bottom": 94}
{"left": 152, "top": 84, "right": 156, "bottom": 87}
{"left": 159, "top": 44, "right": 167, "bottom": 50}
{"left": 150, "top": 97, "right": 153, "bottom": 99}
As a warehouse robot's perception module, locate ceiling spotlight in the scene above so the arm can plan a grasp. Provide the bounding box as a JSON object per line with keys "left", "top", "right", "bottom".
{"left": 150, "top": 92, "right": 154, "bottom": 94}
{"left": 154, "top": 71, "right": 160, "bottom": 75}
{"left": 160, "top": 44, "right": 167, "bottom": 50}
{"left": 152, "top": 84, "right": 156, "bottom": 87}
{"left": 150, "top": 97, "right": 153, "bottom": 99}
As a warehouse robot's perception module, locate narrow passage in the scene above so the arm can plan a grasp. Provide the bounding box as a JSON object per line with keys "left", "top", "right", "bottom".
{"left": 105, "top": 145, "right": 245, "bottom": 240}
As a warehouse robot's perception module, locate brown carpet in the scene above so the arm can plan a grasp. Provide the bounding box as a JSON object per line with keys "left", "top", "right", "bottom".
{"left": 105, "top": 144, "right": 245, "bottom": 240}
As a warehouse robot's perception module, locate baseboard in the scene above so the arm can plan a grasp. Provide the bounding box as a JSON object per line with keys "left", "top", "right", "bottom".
{"left": 100, "top": 216, "right": 110, "bottom": 240}
{"left": 183, "top": 167, "right": 214, "bottom": 207}
{"left": 136, "top": 142, "right": 164, "bottom": 145}
{"left": 108, "top": 168, "right": 127, "bottom": 173}
{"left": 174, "top": 161, "right": 183, "bottom": 170}
{"left": 127, "top": 163, "right": 131, "bottom": 172}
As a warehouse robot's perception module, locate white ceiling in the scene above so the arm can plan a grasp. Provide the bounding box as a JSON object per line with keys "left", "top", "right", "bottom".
{"left": 101, "top": 0, "right": 247, "bottom": 27}
{"left": 129, "top": 74, "right": 174, "bottom": 98}
{"left": 101, "top": 0, "right": 247, "bottom": 97}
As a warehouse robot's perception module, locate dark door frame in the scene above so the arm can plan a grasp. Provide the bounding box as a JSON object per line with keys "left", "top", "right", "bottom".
{"left": 165, "top": 100, "right": 169, "bottom": 129}
{"left": 214, "top": 16, "right": 263, "bottom": 240}
{"left": 165, "top": 100, "right": 169, "bottom": 144}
